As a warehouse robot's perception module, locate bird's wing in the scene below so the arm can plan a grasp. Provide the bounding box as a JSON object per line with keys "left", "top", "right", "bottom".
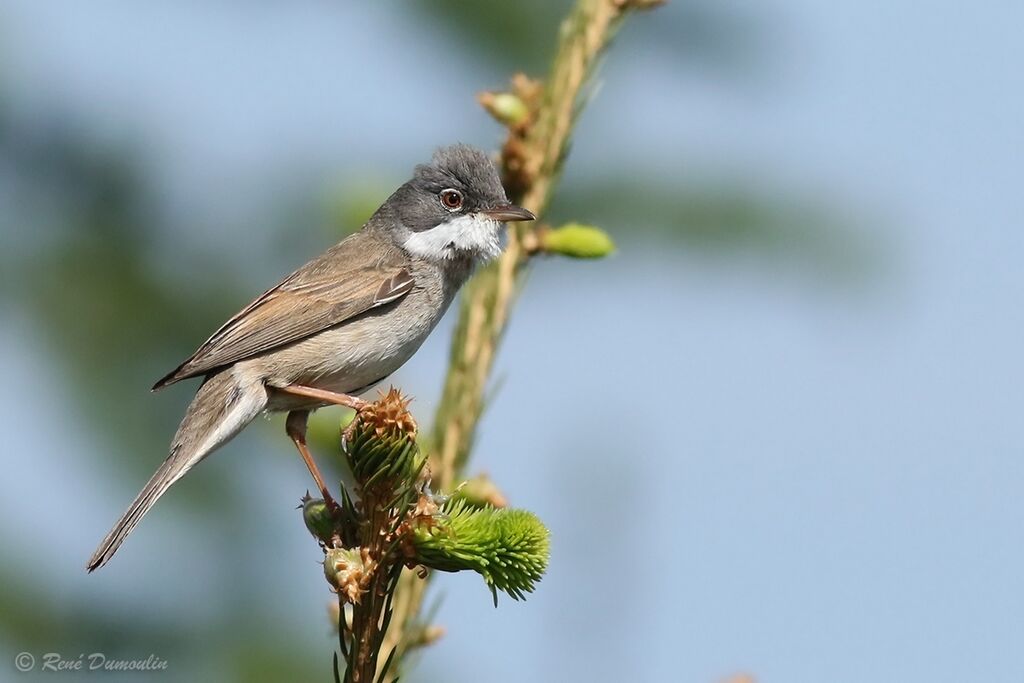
{"left": 153, "top": 233, "right": 415, "bottom": 389}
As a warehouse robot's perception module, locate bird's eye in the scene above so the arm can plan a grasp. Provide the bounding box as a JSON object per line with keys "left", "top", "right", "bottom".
{"left": 440, "top": 189, "right": 463, "bottom": 210}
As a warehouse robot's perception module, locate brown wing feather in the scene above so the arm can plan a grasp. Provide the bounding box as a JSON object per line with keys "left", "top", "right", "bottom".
{"left": 153, "top": 233, "right": 414, "bottom": 389}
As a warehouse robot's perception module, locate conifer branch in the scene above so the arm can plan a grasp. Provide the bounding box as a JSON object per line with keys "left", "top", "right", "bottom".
{"left": 430, "top": 0, "right": 658, "bottom": 488}
{"left": 306, "top": 390, "right": 549, "bottom": 682}
{"left": 378, "top": 1, "right": 663, "bottom": 680}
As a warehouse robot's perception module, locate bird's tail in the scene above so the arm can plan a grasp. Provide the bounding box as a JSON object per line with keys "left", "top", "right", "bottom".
{"left": 86, "top": 370, "right": 267, "bottom": 572}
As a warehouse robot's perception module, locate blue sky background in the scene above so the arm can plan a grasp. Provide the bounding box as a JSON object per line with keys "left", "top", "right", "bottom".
{"left": 1, "top": 1, "right": 1022, "bottom": 681}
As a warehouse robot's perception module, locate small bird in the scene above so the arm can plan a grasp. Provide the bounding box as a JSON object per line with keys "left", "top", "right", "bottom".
{"left": 87, "top": 144, "right": 534, "bottom": 571}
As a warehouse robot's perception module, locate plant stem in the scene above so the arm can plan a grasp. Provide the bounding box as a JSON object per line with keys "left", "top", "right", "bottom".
{"left": 431, "top": 0, "right": 650, "bottom": 489}
{"left": 349, "top": 504, "right": 386, "bottom": 682}
{"left": 383, "top": 0, "right": 662, "bottom": 678}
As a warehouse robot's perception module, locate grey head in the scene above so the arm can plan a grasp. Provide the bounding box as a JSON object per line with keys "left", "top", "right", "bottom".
{"left": 373, "top": 144, "right": 535, "bottom": 264}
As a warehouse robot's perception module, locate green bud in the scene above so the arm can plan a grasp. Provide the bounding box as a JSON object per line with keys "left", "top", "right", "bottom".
{"left": 540, "top": 223, "right": 616, "bottom": 259}
{"left": 478, "top": 91, "right": 530, "bottom": 127}
{"left": 347, "top": 426, "right": 423, "bottom": 493}
{"left": 411, "top": 499, "right": 550, "bottom": 603}
{"left": 324, "top": 546, "right": 376, "bottom": 604}
{"left": 301, "top": 495, "right": 336, "bottom": 544}
{"left": 345, "top": 389, "right": 425, "bottom": 493}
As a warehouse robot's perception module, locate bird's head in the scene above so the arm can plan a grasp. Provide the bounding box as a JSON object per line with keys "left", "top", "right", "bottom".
{"left": 385, "top": 144, "right": 535, "bottom": 264}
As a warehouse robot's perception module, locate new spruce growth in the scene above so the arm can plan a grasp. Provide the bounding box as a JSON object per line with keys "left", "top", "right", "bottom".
{"left": 411, "top": 498, "right": 549, "bottom": 603}
{"left": 302, "top": 388, "right": 549, "bottom": 683}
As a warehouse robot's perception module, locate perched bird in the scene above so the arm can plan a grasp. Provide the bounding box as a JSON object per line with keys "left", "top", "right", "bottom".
{"left": 87, "top": 144, "right": 534, "bottom": 571}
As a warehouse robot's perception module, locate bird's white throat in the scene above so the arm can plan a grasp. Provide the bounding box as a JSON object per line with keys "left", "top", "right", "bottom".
{"left": 402, "top": 213, "right": 504, "bottom": 263}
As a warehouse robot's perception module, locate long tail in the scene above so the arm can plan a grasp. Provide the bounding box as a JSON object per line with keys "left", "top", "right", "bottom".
{"left": 86, "top": 370, "right": 267, "bottom": 572}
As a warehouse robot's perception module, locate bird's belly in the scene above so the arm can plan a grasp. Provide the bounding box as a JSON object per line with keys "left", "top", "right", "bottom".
{"left": 306, "top": 336, "right": 416, "bottom": 396}
{"left": 257, "top": 306, "right": 440, "bottom": 411}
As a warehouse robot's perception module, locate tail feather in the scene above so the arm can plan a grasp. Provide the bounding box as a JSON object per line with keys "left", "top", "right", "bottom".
{"left": 87, "top": 370, "right": 266, "bottom": 572}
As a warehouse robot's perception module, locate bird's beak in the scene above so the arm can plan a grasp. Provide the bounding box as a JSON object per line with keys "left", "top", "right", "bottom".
{"left": 480, "top": 204, "right": 536, "bottom": 222}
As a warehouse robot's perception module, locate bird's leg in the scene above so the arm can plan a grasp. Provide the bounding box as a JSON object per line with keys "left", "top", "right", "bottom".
{"left": 276, "top": 384, "right": 368, "bottom": 411}
{"left": 342, "top": 412, "right": 360, "bottom": 445}
{"left": 278, "top": 384, "right": 369, "bottom": 449}
{"left": 285, "top": 410, "right": 338, "bottom": 511}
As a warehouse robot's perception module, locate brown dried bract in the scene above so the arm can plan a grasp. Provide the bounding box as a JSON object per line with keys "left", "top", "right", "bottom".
{"left": 356, "top": 386, "right": 418, "bottom": 439}
{"left": 395, "top": 491, "right": 444, "bottom": 566}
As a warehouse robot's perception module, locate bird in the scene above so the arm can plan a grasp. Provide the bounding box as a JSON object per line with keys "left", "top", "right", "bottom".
{"left": 86, "top": 144, "right": 535, "bottom": 571}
